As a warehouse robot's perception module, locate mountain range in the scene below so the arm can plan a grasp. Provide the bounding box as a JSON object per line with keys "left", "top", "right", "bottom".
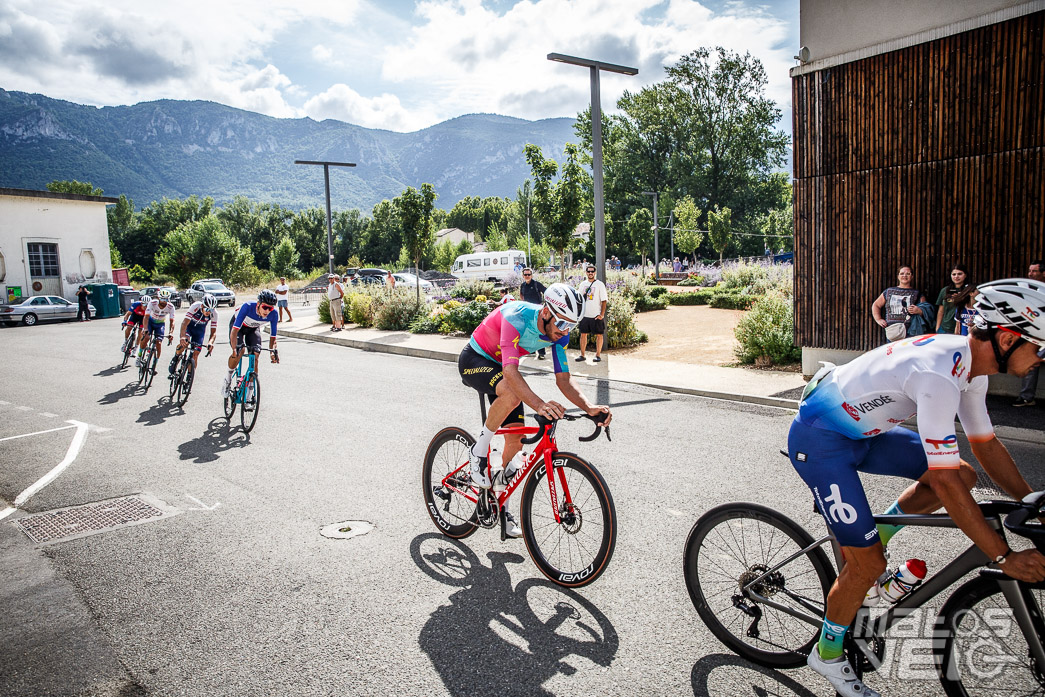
{"left": 0, "top": 89, "right": 577, "bottom": 212}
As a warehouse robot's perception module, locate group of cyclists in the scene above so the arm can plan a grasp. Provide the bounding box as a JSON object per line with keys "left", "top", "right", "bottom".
{"left": 119, "top": 288, "right": 281, "bottom": 400}
{"left": 110, "top": 271, "right": 1045, "bottom": 697}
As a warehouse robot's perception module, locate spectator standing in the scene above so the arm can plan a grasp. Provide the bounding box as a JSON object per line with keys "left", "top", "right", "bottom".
{"left": 871, "top": 265, "right": 927, "bottom": 342}
{"left": 519, "top": 267, "right": 548, "bottom": 359}
{"left": 76, "top": 285, "right": 91, "bottom": 322}
{"left": 1015, "top": 259, "right": 1044, "bottom": 406}
{"left": 934, "top": 264, "right": 972, "bottom": 335}
{"left": 275, "top": 276, "right": 292, "bottom": 323}
{"left": 576, "top": 264, "right": 608, "bottom": 363}
{"left": 954, "top": 290, "right": 978, "bottom": 336}
{"left": 386, "top": 271, "right": 396, "bottom": 291}
{"left": 327, "top": 274, "right": 345, "bottom": 332}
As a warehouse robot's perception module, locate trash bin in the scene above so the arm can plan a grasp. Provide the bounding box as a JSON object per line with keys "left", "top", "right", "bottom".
{"left": 87, "top": 283, "right": 121, "bottom": 318}
{"left": 119, "top": 289, "right": 140, "bottom": 312}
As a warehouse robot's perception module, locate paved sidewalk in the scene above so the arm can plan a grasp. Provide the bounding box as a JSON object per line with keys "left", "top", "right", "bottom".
{"left": 277, "top": 318, "right": 808, "bottom": 409}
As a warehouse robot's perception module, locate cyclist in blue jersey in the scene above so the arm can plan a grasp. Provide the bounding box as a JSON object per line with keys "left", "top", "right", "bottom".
{"left": 222, "top": 290, "right": 279, "bottom": 397}
{"left": 459, "top": 283, "right": 612, "bottom": 510}
{"left": 169, "top": 293, "right": 218, "bottom": 376}
{"left": 791, "top": 279, "right": 1045, "bottom": 697}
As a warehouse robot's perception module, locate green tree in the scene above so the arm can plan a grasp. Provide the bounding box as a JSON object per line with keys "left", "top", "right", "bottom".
{"left": 333, "top": 209, "right": 369, "bottom": 266}
{"left": 290, "top": 207, "right": 329, "bottom": 272}
{"left": 672, "top": 197, "right": 705, "bottom": 266}
{"left": 269, "top": 236, "right": 300, "bottom": 278}
{"left": 484, "top": 222, "right": 509, "bottom": 252}
{"left": 154, "top": 216, "right": 256, "bottom": 288}
{"left": 362, "top": 200, "right": 401, "bottom": 264}
{"left": 432, "top": 239, "right": 458, "bottom": 272}
{"left": 396, "top": 183, "right": 438, "bottom": 302}
{"left": 47, "top": 180, "right": 103, "bottom": 196}
{"left": 626, "top": 208, "right": 654, "bottom": 274}
{"left": 106, "top": 194, "right": 136, "bottom": 266}
{"left": 707, "top": 205, "right": 733, "bottom": 263}
{"left": 123, "top": 196, "right": 214, "bottom": 270}
{"left": 525, "top": 143, "right": 585, "bottom": 280}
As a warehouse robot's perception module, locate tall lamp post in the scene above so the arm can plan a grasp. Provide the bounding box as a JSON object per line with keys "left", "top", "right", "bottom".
{"left": 643, "top": 191, "right": 659, "bottom": 280}
{"left": 547, "top": 53, "right": 637, "bottom": 286}
{"left": 294, "top": 159, "right": 356, "bottom": 275}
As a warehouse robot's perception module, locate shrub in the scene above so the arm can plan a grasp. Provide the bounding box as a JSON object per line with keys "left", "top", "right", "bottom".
{"left": 710, "top": 292, "right": 762, "bottom": 310}
{"left": 451, "top": 279, "right": 495, "bottom": 301}
{"left": 734, "top": 292, "right": 801, "bottom": 365}
{"left": 409, "top": 312, "right": 443, "bottom": 334}
{"left": 677, "top": 275, "right": 705, "bottom": 286}
{"left": 569, "top": 291, "right": 647, "bottom": 349}
{"left": 634, "top": 294, "right": 669, "bottom": 311}
{"left": 439, "top": 300, "right": 492, "bottom": 334}
{"left": 619, "top": 275, "right": 668, "bottom": 312}
{"left": 374, "top": 292, "right": 424, "bottom": 330}
{"left": 348, "top": 293, "right": 375, "bottom": 327}
{"left": 649, "top": 286, "right": 669, "bottom": 298}
{"left": 666, "top": 289, "right": 715, "bottom": 306}
{"left": 722, "top": 261, "right": 770, "bottom": 291}
{"left": 318, "top": 296, "right": 331, "bottom": 324}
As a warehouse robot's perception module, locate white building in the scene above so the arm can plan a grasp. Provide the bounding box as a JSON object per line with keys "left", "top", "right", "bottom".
{"left": 0, "top": 187, "right": 118, "bottom": 303}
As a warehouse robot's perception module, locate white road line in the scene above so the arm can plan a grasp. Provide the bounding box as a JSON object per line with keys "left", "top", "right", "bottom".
{"left": 0, "top": 424, "right": 77, "bottom": 442}
{"left": 0, "top": 400, "right": 9, "bottom": 405}
{"left": 15, "top": 406, "right": 32, "bottom": 411}
{"left": 38, "top": 412, "right": 58, "bottom": 418}
{"left": 0, "top": 506, "right": 15, "bottom": 521}
{"left": 13, "top": 420, "right": 89, "bottom": 507}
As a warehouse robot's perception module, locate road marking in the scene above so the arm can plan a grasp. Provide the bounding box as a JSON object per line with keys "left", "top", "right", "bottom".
{"left": 0, "top": 400, "right": 9, "bottom": 405}
{"left": 0, "top": 424, "right": 77, "bottom": 443}
{"left": 38, "top": 412, "right": 58, "bottom": 418}
{"left": 184, "top": 494, "right": 221, "bottom": 511}
{"left": 15, "top": 406, "right": 32, "bottom": 411}
{"left": 13, "top": 420, "right": 89, "bottom": 508}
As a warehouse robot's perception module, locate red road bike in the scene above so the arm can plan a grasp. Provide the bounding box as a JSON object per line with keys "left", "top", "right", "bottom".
{"left": 423, "top": 406, "right": 616, "bottom": 588}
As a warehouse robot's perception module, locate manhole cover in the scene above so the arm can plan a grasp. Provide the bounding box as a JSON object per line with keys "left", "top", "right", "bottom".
{"left": 320, "top": 520, "right": 374, "bottom": 540}
{"left": 13, "top": 493, "right": 179, "bottom": 544}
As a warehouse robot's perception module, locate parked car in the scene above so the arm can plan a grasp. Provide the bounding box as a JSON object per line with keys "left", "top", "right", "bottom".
{"left": 139, "top": 286, "right": 183, "bottom": 309}
{"left": 353, "top": 268, "right": 389, "bottom": 280}
{"left": 351, "top": 274, "right": 384, "bottom": 287}
{"left": 0, "top": 295, "right": 94, "bottom": 326}
{"left": 392, "top": 272, "right": 435, "bottom": 292}
{"left": 184, "top": 279, "right": 236, "bottom": 307}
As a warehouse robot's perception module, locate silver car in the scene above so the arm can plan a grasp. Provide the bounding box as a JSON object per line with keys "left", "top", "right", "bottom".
{"left": 0, "top": 295, "right": 95, "bottom": 326}
{"left": 185, "top": 279, "right": 236, "bottom": 307}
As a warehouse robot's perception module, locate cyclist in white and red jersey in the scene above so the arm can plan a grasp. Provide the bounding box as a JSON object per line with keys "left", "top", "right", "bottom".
{"left": 168, "top": 293, "right": 218, "bottom": 376}
{"left": 792, "top": 279, "right": 1045, "bottom": 697}
{"left": 135, "top": 289, "right": 176, "bottom": 369}
{"left": 459, "top": 283, "right": 612, "bottom": 508}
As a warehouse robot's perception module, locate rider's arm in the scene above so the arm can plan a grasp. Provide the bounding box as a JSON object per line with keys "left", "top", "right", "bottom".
{"left": 554, "top": 372, "right": 612, "bottom": 425}
{"left": 971, "top": 436, "right": 1033, "bottom": 501}
{"left": 179, "top": 317, "right": 190, "bottom": 341}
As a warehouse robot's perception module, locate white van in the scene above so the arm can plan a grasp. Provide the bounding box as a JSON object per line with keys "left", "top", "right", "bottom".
{"left": 451, "top": 250, "right": 527, "bottom": 282}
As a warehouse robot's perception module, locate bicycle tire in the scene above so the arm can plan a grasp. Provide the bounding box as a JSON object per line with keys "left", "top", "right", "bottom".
{"left": 422, "top": 427, "right": 479, "bottom": 539}
{"left": 683, "top": 502, "right": 835, "bottom": 668}
{"left": 137, "top": 346, "right": 148, "bottom": 386}
{"left": 519, "top": 451, "right": 616, "bottom": 588}
{"left": 120, "top": 330, "right": 135, "bottom": 368}
{"left": 178, "top": 360, "right": 195, "bottom": 407}
{"left": 934, "top": 574, "right": 1045, "bottom": 696}
{"left": 168, "top": 355, "right": 181, "bottom": 399}
{"left": 240, "top": 373, "right": 260, "bottom": 433}
{"left": 144, "top": 345, "right": 159, "bottom": 391}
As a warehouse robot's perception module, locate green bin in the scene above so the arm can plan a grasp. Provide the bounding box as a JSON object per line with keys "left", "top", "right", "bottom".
{"left": 87, "top": 283, "right": 121, "bottom": 318}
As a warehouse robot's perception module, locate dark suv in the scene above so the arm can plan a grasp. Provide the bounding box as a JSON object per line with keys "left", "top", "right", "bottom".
{"left": 351, "top": 268, "right": 389, "bottom": 286}
{"left": 140, "top": 286, "right": 183, "bottom": 309}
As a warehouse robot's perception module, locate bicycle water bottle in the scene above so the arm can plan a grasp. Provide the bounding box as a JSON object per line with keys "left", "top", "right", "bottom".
{"left": 878, "top": 559, "right": 927, "bottom": 604}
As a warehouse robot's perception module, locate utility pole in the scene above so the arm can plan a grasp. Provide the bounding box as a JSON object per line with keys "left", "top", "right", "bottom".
{"left": 643, "top": 191, "right": 659, "bottom": 280}
{"left": 294, "top": 160, "right": 356, "bottom": 274}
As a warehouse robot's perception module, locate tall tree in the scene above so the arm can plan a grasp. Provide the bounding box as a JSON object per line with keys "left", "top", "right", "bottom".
{"left": 154, "top": 216, "right": 255, "bottom": 288}
{"left": 120, "top": 196, "right": 213, "bottom": 270}
{"left": 269, "top": 236, "right": 300, "bottom": 278}
{"left": 672, "top": 197, "right": 705, "bottom": 266}
{"left": 363, "top": 200, "right": 402, "bottom": 264}
{"left": 707, "top": 206, "right": 733, "bottom": 263}
{"left": 525, "top": 143, "right": 584, "bottom": 280}
{"left": 289, "top": 207, "right": 328, "bottom": 272}
{"left": 626, "top": 207, "right": 654, "bottom": 274}
{"left": 47, "top": 180, "right": 103, "bottom": 196}
{"left": 396, "top": 183, "right": 438, "bottom": 302}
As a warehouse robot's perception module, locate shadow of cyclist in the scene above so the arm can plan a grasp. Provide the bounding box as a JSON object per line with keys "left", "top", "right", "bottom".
{"left": 93, "top": 364, "right": 127, "bottom": 377}
{"left": 691, "top": 653, "right": 821, "bottom": 697}
{"left": 136, "top": 397, "right": 181, "bottom": 427}
{"left": 97, "top": 382, "right": 142, "bottom": 406}
{"left": 177, "top": 417, "right": 251, "bottom": 464}
{"left": 411, "top": 533, "right": 618, "bottom": 697}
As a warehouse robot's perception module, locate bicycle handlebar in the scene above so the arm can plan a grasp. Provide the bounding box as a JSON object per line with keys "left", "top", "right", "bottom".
{"left": 520, "top": 412, "right": 611, "bottom": 445}
{"left": 1003, "top": 492, "right": 1045, "bottom": 550}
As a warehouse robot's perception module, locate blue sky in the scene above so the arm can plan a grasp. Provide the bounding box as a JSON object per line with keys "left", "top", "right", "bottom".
{"left": 0, "top": 0, "right": 799, "bottom": 132}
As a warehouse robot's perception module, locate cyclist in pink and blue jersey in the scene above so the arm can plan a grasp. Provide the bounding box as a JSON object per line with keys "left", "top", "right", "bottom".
{"left": 459, "top": 283, "right": 612, "bottom": 510}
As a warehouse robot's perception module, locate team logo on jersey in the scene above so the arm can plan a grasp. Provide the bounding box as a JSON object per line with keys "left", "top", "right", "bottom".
{"left": 843, "top": 395, "right": 895, "bottom": 421}
{"left": 843, "top": 402, "right": 860, "bottom": 420}
{"left": 925, "top": 435, "right": 959, "bottom": 452}
{"left": 951, "top": 351, "right": 966, "bottom": 378}
{"left": 862, "top": 429, "right": 881, "bottom": 436}
{"left": 912, "top": 336, "right": 936, "bottom": 346}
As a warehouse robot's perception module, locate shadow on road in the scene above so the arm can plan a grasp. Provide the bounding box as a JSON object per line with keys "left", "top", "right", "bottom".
{"left": 93, "top": 364, "right": 129, "bottom": 377}
{"left": 690, "top": 653, "right": 820, "bottom": 697}
{"left": 177, "top": 417, "right": 250, "bottom": 464}
{"left": 410, "top": 533, "right": 618, "bottom": 697}
{"left": 136, "top": 396, "right": 182, "bottom": 427}
{"left": 97, "top": 382, "right": 142, "bottom": 405}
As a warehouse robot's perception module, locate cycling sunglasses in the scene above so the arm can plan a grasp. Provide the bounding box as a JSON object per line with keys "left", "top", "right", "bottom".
{"left": 548, "top": 310, "right": 578, "bottom": 332}
{"left": 259, "top": 303, "right": 275, "bottom": 312}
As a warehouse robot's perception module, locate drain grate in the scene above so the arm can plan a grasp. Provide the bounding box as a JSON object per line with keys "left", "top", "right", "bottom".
{"left": 13, "top": 494, "right": 179, "bottom": 544}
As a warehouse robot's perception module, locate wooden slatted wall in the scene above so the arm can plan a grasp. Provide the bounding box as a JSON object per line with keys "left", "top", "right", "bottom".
{"left": 793, "top": 10, "right": 1045, "bottom": 351}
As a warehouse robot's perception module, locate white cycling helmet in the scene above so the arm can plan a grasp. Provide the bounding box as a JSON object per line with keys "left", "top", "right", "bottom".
{"left": 543, "top": 282, "right": 585, "bottom": 325}
{"left": 974, "top": 278, "right": 1045, "bottom": 347}
{"left": 138, "top": 294, "right": 152, "bottom": 305}
{"left": 156, "top": 288, "right": 172, "bottom": 301}
{"left": 202, "top": 293, "right": 218, "bottom": 309}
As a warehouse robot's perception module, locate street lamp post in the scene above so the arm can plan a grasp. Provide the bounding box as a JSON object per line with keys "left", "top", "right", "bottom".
{"left": 643, "top": 191, "right": 659, "bottom": 280}
{"left": 294, "top": 159, "right": 356, "bottom": 275}
{"left": 547, "top": 53, "right": 637, "bottom": 287}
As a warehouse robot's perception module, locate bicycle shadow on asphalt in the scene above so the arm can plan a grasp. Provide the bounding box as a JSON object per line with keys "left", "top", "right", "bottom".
{"left": 690, "top": 653, "right": 820, "bottom": 697}
{"left": 97, "top": 382, "right": 143, "bottom": 405}
{"left": 136, "top": 396, "right": 183, "bottom": 427}
{"left": 410, "top": 532, "right": 619, "bottom": 697}
{"left": 177, "top": 417, "right": 251, "bottom": 464}
{"left": 93, "top": 364, "right": 129, "bottom": 377}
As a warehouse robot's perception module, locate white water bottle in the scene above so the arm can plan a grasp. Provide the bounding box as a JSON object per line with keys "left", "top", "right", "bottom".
{"left": 878, "top": 559, "right": 927, "bottom": 603}
{"left": 488, "top": 447, "right": 503, "bottom": 470}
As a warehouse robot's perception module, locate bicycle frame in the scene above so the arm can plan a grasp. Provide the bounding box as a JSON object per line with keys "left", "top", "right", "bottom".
{"left": 438, "top": 422, "right": 573, "bottom": 526}
{"left": 231, "top": 352, "right": 257, "bottom": 404}
{"left": 737, "top": 502, "right": 1045, "bottom": 671}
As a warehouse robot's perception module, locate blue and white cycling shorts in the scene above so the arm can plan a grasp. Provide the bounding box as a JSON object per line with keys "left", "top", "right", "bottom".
{"left": 145, "top": 318, "right": 166, "bottom": 338}
{"left": 185, "top": 323, "right": 207, "bottom": 347}
{"left": 787, "top": 415, "right": 929, "bottom": 548}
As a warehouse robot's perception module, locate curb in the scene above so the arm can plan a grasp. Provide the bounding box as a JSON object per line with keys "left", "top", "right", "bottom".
{"left": 279, "top": 327, "right": 1044, "bottom": 445}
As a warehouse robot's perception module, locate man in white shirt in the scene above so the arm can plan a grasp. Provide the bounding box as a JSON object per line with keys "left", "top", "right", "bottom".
{"left": 576, "top": 265, "right": 608, "bottom": 363}
{"left": 327, "top": 274, "right": 344, "bottom": 332}
{"left": 275, "top": 276, "right": 292, "bottom": 323}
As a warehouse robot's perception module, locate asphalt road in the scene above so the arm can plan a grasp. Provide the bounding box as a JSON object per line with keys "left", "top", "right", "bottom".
{"left": 1, "top": 318, "right": 1044, "bottom": 697}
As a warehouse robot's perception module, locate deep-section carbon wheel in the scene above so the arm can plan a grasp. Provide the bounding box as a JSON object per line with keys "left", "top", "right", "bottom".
{"left": 422, "top": 427, "right": 479, "bottom": 539}
{"left": 519, "top": 452, "right": 616, "bottom": 588}
{"left": 240, "top": 373, "right": 260, "bottom": 433}
{"left": 683, "top": 502, "right": 835, "bottom": 668}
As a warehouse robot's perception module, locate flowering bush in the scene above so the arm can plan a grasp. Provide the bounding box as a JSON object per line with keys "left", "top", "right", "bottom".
{"left": 348, "top": 293, "right": 374, "bottom": 327}
{"left": 450, "top": 279, "right": 495, "bottom": 301}
{"left": 734, "top": 291, "right": 800, "bottom": 365}
{"left": 439, "top": 300, "right": 492, "bottom": 334}
{"left": 374, "top": 292, "right": 425, "bottom": 330}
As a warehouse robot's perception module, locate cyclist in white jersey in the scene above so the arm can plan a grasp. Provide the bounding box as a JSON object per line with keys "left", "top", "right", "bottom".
{"left": 136, "top": 289, "right": 177, "bottom": 368}
{"left": 790, "top": 278, "right": 1045, "bottom": 697}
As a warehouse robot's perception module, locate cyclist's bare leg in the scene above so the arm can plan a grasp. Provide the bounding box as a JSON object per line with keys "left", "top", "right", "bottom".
{"left": 824, "top": 542, "right": 888, "bottom": 629}
{"left": 896, "top": 459, "right": 977, "bottom": 514}
{"left": 492, "top": 379, "right": 524, "bottom": 462}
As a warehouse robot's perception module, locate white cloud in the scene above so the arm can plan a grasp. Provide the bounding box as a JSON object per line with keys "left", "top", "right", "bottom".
{"left": 303, "top": 84, "right": 419, "bottom": 130}
{"left": 312, "top": 44, "right": 335, "bottom": 64}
